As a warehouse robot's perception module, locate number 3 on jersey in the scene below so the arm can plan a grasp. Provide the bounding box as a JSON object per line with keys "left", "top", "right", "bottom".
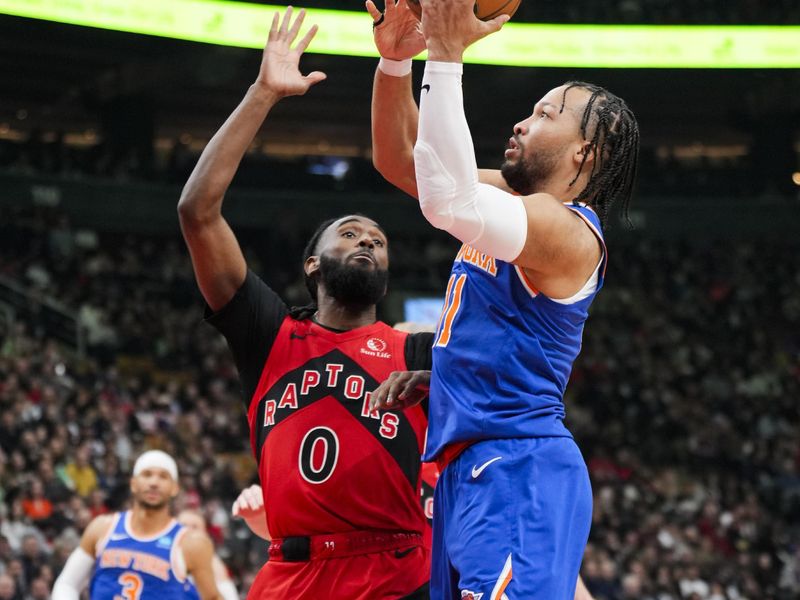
{"left": 435, "top": 274, "right": 467, "bottom": 347}
{"left": 115, "top": 572, "right": 143, "bottom": 600}
{"left": 299, "top": 427, "right": 339, "bottom": 484}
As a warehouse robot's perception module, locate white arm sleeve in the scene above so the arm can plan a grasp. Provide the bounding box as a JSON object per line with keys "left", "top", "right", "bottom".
{"left": 52, "top": 547, "right": 95, "bottom": 600}
{"left": 217, "top": 579, "right": 239, "bottom": 600}
{"left": 414, "top": 61, "right": 528, "bottom": 262}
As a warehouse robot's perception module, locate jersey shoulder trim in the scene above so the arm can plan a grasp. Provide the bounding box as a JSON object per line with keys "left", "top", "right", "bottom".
{"left": 95, "top": 512, "right": 122, "bottom": 557}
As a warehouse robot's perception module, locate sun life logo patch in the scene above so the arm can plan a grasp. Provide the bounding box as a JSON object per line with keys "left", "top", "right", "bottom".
{"left": 360, "top": 337, "right": 390, "bottom": 359}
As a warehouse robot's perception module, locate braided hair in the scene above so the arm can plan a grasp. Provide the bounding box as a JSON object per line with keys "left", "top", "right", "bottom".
{"left": 561, "top": 81, "right": 640, "bottom": 226}
{"left": 288, "top": 217, "right": 337, "bottom": 320}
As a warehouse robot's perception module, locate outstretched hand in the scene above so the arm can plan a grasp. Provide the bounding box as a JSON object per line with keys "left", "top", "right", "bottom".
{"left": 419, "top": 0, "right": 508, "bottom": 62}
{"left": 366, "top": 0, "right": 426, "bottom": 61}
{"left": 369, "top": 370, "right": 431, "bottom": 412}
{"left": 255, "top": 7, "right": 326, "bottom": 98}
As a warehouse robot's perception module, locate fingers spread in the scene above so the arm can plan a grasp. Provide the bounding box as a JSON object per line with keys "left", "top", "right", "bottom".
{"left": 365, "top": 0, "right": 382, "bottom": 20}
{"left": 296, "top": 24, "right": 319, "bottom": 54}
{"left": 288, "top": 8, "right": 306, "bottom": 43}
{"left": 279, "top": 6, "right": 294, "bottom": 35}
{"left": 268, "top": 12, "right": 280, "bottom": 42}
{"left": 304, "top": 71, "right": 327, "bottom": 87}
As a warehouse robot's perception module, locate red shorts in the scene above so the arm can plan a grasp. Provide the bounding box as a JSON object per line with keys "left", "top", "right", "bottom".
{"left": 246, "top": 545, "right": 430, "bottom": 599}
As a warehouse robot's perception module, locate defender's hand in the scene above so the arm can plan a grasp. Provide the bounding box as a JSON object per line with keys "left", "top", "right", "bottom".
{"left": 370, "top": 370, "right": 431, "bottom": 411}
{"left": 366, "top": 0, "right": 426, "bottom": 61}
{"left": 255, "top": 7, "right": 326, "bottom": 98}
{"left": 231, "top": 484, "right": 265, "bottom": 520}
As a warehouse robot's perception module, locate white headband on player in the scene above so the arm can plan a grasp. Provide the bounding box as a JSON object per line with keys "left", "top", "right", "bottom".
{"left": 133, "top": 450, "right": 178, "bottom": 481}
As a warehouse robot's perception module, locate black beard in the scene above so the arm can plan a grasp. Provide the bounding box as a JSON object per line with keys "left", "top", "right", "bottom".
{"left": 500, "top": 140, "right": 563, "bottom": 196}
{"left": 319, "top": 254, "right": 388, "bottom": 307}
{"left": 136, "top": 497, "right": 169, "bottom": 510}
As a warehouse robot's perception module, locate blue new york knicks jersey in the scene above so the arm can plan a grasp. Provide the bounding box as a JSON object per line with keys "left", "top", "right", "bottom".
{"left": 423, "top": 203, "right": 606, "bottom": 461}
{"left": 90, "top": 511, "right": 194, "bottom": 599}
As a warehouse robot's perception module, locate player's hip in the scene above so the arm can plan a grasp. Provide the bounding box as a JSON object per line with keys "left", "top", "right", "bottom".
{"left": 432, "top": 438, "right": 592, "bottom": 599}
{"left": 423, "top": 412, "right": 573, "bottom": 463}
{"left": 247, "top": 545, "right": 430, "bottom": 600}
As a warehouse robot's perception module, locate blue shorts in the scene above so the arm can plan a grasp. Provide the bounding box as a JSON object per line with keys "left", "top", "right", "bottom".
{"left": 431, "top": 437, "right": 592, "bottom": 600}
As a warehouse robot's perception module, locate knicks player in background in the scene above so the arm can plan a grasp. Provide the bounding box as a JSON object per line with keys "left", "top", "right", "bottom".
{"left": 177, "top": 510, "right": 239, "bottom": 600}
{"left": 51, "top": 451, "right": 221, "bottom": 599}
{"left": 368, "top": 0, "right": 639, "bottom": 598}
{"left": 178, "top": 7, "right": 433, "bottom": 598}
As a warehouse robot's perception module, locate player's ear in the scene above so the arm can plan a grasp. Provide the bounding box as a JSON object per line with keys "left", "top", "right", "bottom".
{"left": 574, "top": 141, "right": 595, "bottom": 167}
{"left": 304, "top": 255, "right": 320, "bottom": 277}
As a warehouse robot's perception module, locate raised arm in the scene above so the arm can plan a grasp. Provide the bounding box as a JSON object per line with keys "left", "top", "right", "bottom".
{"left": 367, "top": 0, "right": 425, "bottom": 197}
{"left": 178, "top": 7, "right": 325, "bottom": 311}
{"left": 368, "top": 1, "right": 510, "bottom": 198}
{"left": 412, "top": 0, "right": 600, "bottom": 296}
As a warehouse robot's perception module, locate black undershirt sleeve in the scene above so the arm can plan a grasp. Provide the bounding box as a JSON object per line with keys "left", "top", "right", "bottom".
{"left": 403, "top": 332, "right": 435, "bottom": 418}
{"left": 404, "top": 332, "right": 434, "bottom": 371}
{"left": 204, "top": 270, "right": 289, "bottom": 404}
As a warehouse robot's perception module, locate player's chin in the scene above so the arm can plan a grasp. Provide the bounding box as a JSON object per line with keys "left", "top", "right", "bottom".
{"left": 139, "top": 497, "right": 169, "bottom": 510}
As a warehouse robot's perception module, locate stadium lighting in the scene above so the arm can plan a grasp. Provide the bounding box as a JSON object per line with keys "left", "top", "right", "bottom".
{"left": 0, "top": 0, "right": 799, "bottom": 69}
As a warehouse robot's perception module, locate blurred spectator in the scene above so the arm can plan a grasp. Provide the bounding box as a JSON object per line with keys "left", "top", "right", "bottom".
{"left": 18, "top": 536, "right": 46, "bottom": 592}
{"left": 19, "top": 483, "right": 51, "bottom": 525}
{"left": 25, "top": 577, "right": 49, "bottom": 600}
{"left": 63, "top": 446, "right": 97, "bottom": 498}
{"left": 36, "top": 461, "right": 70, "bottom": 507}
{"left": 0, "top": 573, "right": 19, "bottom": 600}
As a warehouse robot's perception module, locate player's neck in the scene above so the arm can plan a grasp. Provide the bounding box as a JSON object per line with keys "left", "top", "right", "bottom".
{"left": 314, "top": 299, "right": 377, "bottom": 331}
{"left": 129, "top": 505, "right": 173, "bottom": 537}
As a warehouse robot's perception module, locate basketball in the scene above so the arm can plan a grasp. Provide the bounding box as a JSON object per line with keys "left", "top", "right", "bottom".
{"left": 407, "top": 0, "right": 521, "bottom": 21}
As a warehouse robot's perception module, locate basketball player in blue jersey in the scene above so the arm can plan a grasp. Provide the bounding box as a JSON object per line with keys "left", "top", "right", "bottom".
{"left": 177, "top": 510, "right": 239, "bottom": 600}
{"left": 52, "top": 451, "right": 222, "bottom": 600}
{"left": 368, "top": 0, "right": 639, "bottom": 598}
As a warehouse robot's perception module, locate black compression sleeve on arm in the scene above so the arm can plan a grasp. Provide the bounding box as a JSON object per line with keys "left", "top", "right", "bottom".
{"left": 205, "top": 270, "right": 288, "bottom": 402}
{"left": 404, "top": 332, "right": 435, "bottom": 371}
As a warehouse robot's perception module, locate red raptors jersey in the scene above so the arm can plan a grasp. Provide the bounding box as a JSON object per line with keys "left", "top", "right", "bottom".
{"left": 249, "top": 316, "right": 428, "bottom": 538}
{"left": 207, "top": 272, "right": 433, "bottom": 598}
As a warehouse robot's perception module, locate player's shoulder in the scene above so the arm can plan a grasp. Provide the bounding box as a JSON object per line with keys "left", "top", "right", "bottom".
{"left": 90, "top": 512, "right": 118, "bottom": 531}
{"left": 179, "top": 528, "right": 214, "bottom": 555}
{"left": 83, "top": 512, "right": 119, "bottom": 549}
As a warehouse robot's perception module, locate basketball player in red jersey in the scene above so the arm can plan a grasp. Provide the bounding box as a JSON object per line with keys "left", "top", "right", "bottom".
{"left": 178, "top": 7, "right": 432, "bottom": 599}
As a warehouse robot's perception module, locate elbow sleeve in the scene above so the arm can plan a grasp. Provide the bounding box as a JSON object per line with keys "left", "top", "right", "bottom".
{"left": 52, "top": 548, "right": 95, "bottom": 600}
{"left": 414, "top": 62, "right": 527, "bottom": 262}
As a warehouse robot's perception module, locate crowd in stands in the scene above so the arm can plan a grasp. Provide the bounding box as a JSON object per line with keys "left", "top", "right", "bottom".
{"left": 0, "top": 202, "right": 798, "bottom": 599}
{"left": 2, "top": 131, "right": 788, "bottom": 202}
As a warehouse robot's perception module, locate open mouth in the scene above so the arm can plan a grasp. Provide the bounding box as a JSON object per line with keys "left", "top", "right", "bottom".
{"left": 350, "top": 252, "right": 375, "bottom": 265}
{"left": 504, "top": 136, "right": 520, "bottom": 159}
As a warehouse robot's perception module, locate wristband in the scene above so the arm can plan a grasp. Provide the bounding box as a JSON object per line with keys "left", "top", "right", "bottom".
{"left": 378, "top": 57, "right": 412, "bottom": 77}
